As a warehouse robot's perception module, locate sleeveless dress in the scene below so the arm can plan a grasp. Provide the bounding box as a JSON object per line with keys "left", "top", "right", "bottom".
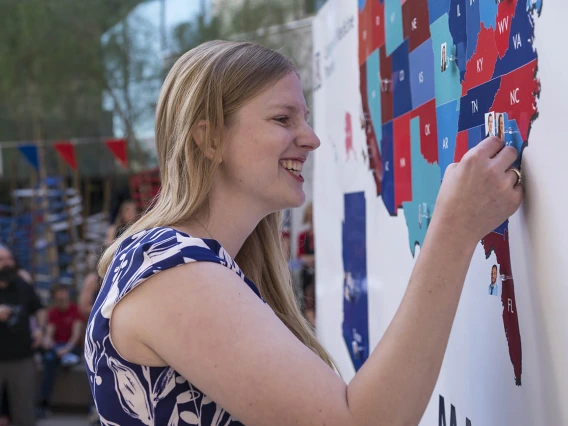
{"left": 85, "top": 227, "right": 265, "bottom": 425}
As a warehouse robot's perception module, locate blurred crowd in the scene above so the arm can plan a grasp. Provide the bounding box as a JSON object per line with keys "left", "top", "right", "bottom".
{"left": 283, "top": 203, "right": 317, "bottom": 327}
{"left": 0, "top": 199, "right": 138, "bottom": 426}
{"left": 0, "top": 197, "right": 316, "bottom": 425}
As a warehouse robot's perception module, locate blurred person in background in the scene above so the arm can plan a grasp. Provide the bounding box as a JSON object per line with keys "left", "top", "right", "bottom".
{"left": 78, "top": 253, "right": 102, "bottom": 320}
{"left": 297, "top": 203, "right": 315, "bottom": 325}
{"left": 38, "top": 285, "right": 84, "bottom": 418}
{"left": 78, "top": 253, "right": 101, "bottom": 425}
{"left": 281, "top": 209, "right": 292, "bottom": 261}
{"left": 0, "top": 245, "right": 45, "bottom": 426}
{"left": 104, "top": 199, "right": 138, "bottom": 246}
{"left": 0, "top": 255, "right": 36, "bottom": 426}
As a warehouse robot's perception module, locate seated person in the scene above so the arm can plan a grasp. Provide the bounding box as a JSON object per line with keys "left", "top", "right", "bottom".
{"left": 38, "top": 285, "right": 84, "bottom": 415}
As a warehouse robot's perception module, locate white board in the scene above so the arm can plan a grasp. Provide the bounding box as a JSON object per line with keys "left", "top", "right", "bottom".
{"left": 312, "top": 0, "right": 568, "bottom": 424}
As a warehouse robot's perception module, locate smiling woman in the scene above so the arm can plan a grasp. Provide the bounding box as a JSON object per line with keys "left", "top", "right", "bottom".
{"left": 87, "top": 40, "right": 523, "bottom": 426}
{"left": 89, "top": 40, "right": 330, "bottom": 426}
{"left": 280, "top": 158, "right": 305, "bottom": 179}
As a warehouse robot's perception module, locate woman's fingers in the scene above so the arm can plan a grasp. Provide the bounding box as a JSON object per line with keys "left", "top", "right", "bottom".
{"left": 493, "top": 145, "right": 519, "bottom": 171}
{"left": 476, "top": 135, "right": 505, "bottom": 159}
{"left": 505, "top": 167, "right": 522, "bottom": 187}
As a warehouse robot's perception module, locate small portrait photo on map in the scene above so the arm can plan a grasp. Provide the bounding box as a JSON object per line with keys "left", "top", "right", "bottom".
{"left": 343, "top": 271, "right": 367, "bottom": 303}
{"left": 496, "top": 112, "right": 506, "bottom": 141}
{"left": 489, "top": 264, "right": 500, "bottom": 296}
{"left": 485, "top": 112, "right": 496, "bottom": 137}
{"left": 351, "top": 329, "right": 365, "bottom": 360}
{"left": 441, "top": 42, "right": 447, "bottom": 72}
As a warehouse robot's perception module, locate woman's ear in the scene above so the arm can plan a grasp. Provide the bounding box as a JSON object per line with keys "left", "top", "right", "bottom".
{"left": 193, "top": 120, "right": 220, "bottom": 161}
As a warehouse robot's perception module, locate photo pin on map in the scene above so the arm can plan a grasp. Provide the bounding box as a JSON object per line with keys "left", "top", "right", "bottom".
{"left": 447, "top": 55, "right": 459, "bottom": 64}
{"left": 418, "top": 202, "right": 431, "bottom": 230}
{"left": 380, "top": 77, "right": 392, "bottom": 92}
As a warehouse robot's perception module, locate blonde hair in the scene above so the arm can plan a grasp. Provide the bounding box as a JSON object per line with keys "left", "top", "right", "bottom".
{"left": 99, "top": 41, "right": 337, "bottom": 371}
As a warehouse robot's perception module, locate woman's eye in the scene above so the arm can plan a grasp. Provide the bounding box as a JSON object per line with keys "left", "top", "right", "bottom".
{"left": 274, "top": 116, "right": 289, "bottom": 124}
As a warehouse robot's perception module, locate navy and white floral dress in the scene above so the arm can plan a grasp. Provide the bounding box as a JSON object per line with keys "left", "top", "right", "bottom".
{"left": 85, "top": 227, "right": 264, "bottom": 425}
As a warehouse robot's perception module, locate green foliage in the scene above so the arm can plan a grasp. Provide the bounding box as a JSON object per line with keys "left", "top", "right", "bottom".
{"left": 0, "top": 0, "right": 147, "bottom": 142}
{"left": 172, "top": 12, "right": 222, "bottom": 54}
{"left": 226, "top": 0, "right": 289, "bottom": 35}
{"left": 0, "top": 0, "right": 317, "bottom": 172}
{"left": 172, "top": 0, "right": 314, "bottom": 56}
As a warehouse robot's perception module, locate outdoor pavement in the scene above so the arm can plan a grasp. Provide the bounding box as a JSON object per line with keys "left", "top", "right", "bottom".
{"left": 38, "top": 414, "right": 91, "bottom": 426}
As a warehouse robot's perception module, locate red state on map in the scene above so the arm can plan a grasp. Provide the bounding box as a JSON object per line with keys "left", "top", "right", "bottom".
{"left": 402, "top": 0, "right": 431, "bottom": 52}
{"left": 490, "top": 59, "right": 539, "bottom": 141}
{"left": 370, "top": 0, "right": 385, "bottom": 53}
{"left": 393, "top": 113, "right": 413, "bottom": 207}
{"left": 461, "top": 24, "right": 499, "bottom": 95}
{"left": 358, "top": 1, "right": 371, "bottom": 65}
{"left": 410, "top": 99, "right": 438, "bottom": 164}
{"left": 360, "top": 63, "right": 383, "bottom": 194}
{"left": 358, "top": 0, "right": 385, "bottom": 65}
{"left": 454, "top": 130, "right": 469, "bottom": 162}
{"left": 482, "top": 229, "right": 523, "bottom": 386}
{"left": 495, "top": 0, "right": 518, "bottom": 58}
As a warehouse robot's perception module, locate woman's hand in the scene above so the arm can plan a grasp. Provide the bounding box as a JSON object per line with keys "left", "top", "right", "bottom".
{"left": 434, "top": 136, "right": 523, "bottom": 243}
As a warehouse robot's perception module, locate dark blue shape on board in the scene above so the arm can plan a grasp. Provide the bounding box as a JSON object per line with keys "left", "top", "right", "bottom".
{"left": 449, "top": 0, "right": 468, "bottom": 58}
{"left": 466, "top": 0, "right": 482, "bottom": 62}
{"left": 392, "top": 39, "right": 413, "bottom": 117}
{"left": 458, "top": 77, "right": 501, "bottom": 131}
{"left": 429, "top": 0, "right": 451, "bottom": 25}
{"left": 493, "top": 0, "right": 538, "bottom": 77}
{"left": 381, "top": 121, "right": 396, "bottom": 215}
{"left": 342, "top": 192, "right": 369, "bottom": 372}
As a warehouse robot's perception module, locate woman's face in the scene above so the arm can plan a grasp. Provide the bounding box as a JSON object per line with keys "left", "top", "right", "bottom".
{"left": 218, "top": 72, "right": 320, "bottom": 212}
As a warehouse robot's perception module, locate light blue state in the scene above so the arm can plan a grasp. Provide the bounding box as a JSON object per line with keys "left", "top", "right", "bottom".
{"left": 527, "top": 0, "right": 543, "bottom": 13}
{"left": 436, "top": 100, "right": 460, "bottom": 178}
{"left": 409, "top": 38, "right": 436, "bottom": 109}
{"left": 385, "top": 0, "right": 404, "bottom": 55}
{"left": 504, "top": 117, "right": 523, "bottom": 168}
{"left": 479, "top": 0, "right": 498, "bottom": 29}
{"left": 403, "top": 117, "right": 441, "bottom": 256}
{"left": 366, "top": 49, "right": 382, "bottom": 151}
{"left": 430, "top": 14, "right": 463, "bottom": 107}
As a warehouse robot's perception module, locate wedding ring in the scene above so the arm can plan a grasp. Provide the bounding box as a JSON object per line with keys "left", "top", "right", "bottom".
{"left": 507, "top": 167, "right": 522, "bottom": 186}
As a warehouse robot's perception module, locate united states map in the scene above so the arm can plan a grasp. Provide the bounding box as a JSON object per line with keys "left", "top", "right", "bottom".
{"left": 358, "top": 0, "right": 542, "bottom": 385}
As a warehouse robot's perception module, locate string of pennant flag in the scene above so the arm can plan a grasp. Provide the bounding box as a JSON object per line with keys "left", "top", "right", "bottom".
{"left": 0, "top": 137, "right": 129, "bottom": 172}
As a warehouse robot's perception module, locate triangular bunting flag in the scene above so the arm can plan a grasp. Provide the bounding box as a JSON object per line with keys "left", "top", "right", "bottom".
{"left": 17, "top": 144, "right": 39, "bottom": 170}
{"left": 54, "top": 141, "right": 77, "bottom": 170}
{"left": 104, "top": 138, "right": 128, "bottom": 168}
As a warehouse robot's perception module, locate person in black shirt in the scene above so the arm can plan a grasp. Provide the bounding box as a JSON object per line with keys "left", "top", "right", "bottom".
{"left": 0, "top": 245, "right": 45, "bottom": 426}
